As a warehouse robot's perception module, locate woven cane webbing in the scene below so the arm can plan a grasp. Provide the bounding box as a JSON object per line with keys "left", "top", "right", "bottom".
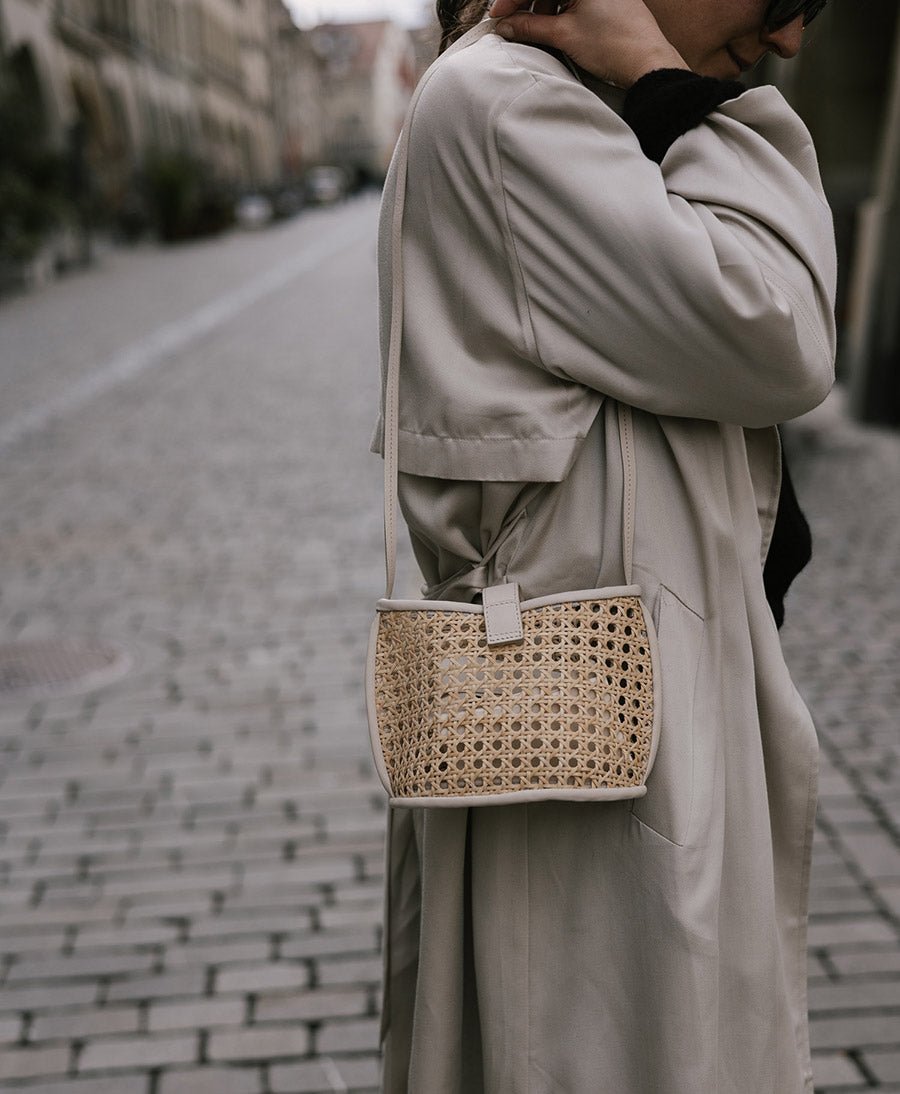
{"left": 374, "top": 595, "right": 655, "bottom": 798}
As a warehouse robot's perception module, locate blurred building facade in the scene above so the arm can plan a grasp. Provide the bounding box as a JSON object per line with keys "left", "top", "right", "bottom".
{"left": 752, "top": 1, "right": 900, "bottom": 423}
{"left": 268, "top": 0, "right": 325, "bottom": 178}
{"left": 1, "top": 0, "right": 282, "bottom": 207}
{"left": 273, "top": 17, "right": 419, "bottom": 186}
{"left": 1, "top": 1, "right": 422, "bottom": 216}
{"left": 314, "top": 20, "right": 417, "bottom": 184}
{"left": 9, "top": 3, "right": 893, "bottom": 418}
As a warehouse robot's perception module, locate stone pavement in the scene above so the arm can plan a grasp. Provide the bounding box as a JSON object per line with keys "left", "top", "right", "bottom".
{"left": 781, "top": 391, "right": 900, "bottom": 1092}
{"left": 0, "top": 197, "right": 898, "bottom": 1092}
{"left": 0, "top": 197, "right": 395, "bottom": 1094}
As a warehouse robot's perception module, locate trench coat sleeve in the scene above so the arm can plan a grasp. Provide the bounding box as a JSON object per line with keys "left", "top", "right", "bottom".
{"left": 495, "top": 72, "right": 837, "bottom": 427}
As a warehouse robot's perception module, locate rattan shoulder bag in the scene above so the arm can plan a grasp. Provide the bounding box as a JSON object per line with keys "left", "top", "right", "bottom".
{"left": 365, "top": 21, "right": 661, "bottom": 808}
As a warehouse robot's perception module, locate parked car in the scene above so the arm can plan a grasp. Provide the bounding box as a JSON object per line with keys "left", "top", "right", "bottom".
{"left": 234, "top": 192, "right": 273, "bottom": 229}
{"left": 304, "top": 166, "right": 348, "bottom": 205}
{"left": 271, "top": 186, "right": 305, "bottom": 220}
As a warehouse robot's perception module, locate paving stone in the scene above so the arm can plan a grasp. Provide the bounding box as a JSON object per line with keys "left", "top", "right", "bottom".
{"left": 279, "top": 928, "right": 378, "bottom": 961}
{"left": 100, "top": 868, "right": 237, "bottom": 898}
{"left": 837, "top": 829, "right": 900, "bottom": 882}
{"left": 78, "top": 1032, "right": 197, "bottom": 1071}
{"left": 0, "top": 928, "right": 68, "bottom": 954}
{"left": 268, "top": 1059, "right": 332, "bottom": 1093}
{"left": 255, "top": 987, "right": 369, "bottom": 1023}
{"left": 876, "top": 882, "right": 900, "bottom": 918}
{"left": 7, "top": 950, "right": 158, "bottom": 982}
{"left": 808, "top": 977, "right": 900, "bottom": 1011}
{"left": 207, "top": 1024, "right": 310, "bottom": 1062}
{"left": 329, "top": 1054, "right": 382, "bottom": 1088}
{"left": 807, "top": 916, "right": 897, "bottom": 947}
{"left": 316, "top": 955, "right": 383, "bottom": 987}
{"left": 810, "top": 1013, "right": 900, "bottom": 1051}
{"left": 316, "top": 1017, "right": 380, "bottom": 1054}
{"left": 157, "top": 1064, "right": 263, "bottom": 1094}
{"left": 186, "top": 911, "right": 316, "bottom": 940}
{"left": 123, "top": 894, "right": 213, "bottom": 918}
{"left": 811, "top": 1051, "right": 867, "bottom": 1088}
{"left": 148, "top": 996, "right": 246, "bottom": 1032}
{"left": 104, "top": 969, "right": 207, "bottom": 1002}
{"left": 219, "top": 888, "right": 325, "bottom": 914}
{"left": 0, "top": 1077, "right": 149, "bottom": 1094}
{"left": 164, "top": 937, "right": 270, "bottom": 968}
{"left": 807, "top": 952, "right": 832, "bottom": 979}
{"left": 215, "top": 962, "right": 311, "bottom": 994}
{"left": 819, "top": 800, "right": 881, "bottom": 826}
{"left": 808, "top": 858, "right": 857, "bottom": 884}
{"left": 330, "top": 880, "right": 385, "bottom": 904}
{"left": 862, "top": 1049, "right": 900, "bottom": 1084}
{"left": 269, "top": 1053, "right": 381, "bottom": 1093}
{"left": 73, "top": 922, "right": 181, "bottom": 948}
{"left": 828, "top": 948, "right": 900, "bottom": 977}
{"left": 810, "top": 889, "right": 879, "bottom": 915}
{"left": 0, "top": 1042, "right": 70, "bottom": 1081}
{"left": 0, "top": 902, "right": 123, "bottom": 929}
{"left": 317, "top": 906, "right": 382, "bottom": 932}
{"left": 233, "top": 856, "right": 358, "bottom": 892}
{"left": 0, "top": 1014, "right": 23, "bottom": 1042}
{"left": 30, "top": 1005, "right": 141, "bottom": 1041}
{"left": 0, "top": 982, "right": 98, "bottom": 1013}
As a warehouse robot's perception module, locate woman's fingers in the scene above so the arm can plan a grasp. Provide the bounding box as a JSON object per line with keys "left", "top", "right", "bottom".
{"left": 488, "top": 0, "right": 541, "bottom": 18}
{"left": 495, "top": 9, "right": 570, "bottom": 49}
{"left": 490, "top": 0, "right": 688, "bottom": 88}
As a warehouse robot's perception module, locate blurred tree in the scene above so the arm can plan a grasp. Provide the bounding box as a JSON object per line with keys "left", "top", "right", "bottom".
{"left": 140, "top": 148, "right": 234, "bottom": 243}
{"left": 0, "top": 45, "right": 71, "bottom": 264}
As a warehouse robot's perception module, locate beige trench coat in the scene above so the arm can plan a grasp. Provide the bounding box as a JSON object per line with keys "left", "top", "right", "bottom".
{"left": 371, "top": 21, "right": 838, "bottom": 1093}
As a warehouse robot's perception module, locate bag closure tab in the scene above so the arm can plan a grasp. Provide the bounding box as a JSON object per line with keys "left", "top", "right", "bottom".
{"left": 483, "top": 582, "right": 524, "bottom": 646}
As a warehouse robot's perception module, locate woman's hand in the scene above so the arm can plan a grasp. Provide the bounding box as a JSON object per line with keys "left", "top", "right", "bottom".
{"left": 488, "top": 0, "right": 690, "bottom": 89}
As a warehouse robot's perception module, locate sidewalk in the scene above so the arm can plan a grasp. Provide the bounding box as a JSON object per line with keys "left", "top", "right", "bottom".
{"left": 780, "top": 388, "right": 900, "bottom": 1091}
{"left": 0, "top": 205, "right": 391, "bottom": 1094}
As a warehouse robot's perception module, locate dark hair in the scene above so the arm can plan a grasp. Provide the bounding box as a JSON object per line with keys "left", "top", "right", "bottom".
{"left": 436, "top": 0, "right": 490, "bottom": 53}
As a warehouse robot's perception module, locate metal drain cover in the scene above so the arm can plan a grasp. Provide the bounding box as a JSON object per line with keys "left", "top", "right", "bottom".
{"left": 0, "top": 638, "right": 132, "bottom": 699}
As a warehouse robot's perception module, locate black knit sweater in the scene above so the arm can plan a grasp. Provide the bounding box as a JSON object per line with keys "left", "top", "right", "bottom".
{"left": 622, "top": 68, "right": 812, "bottom": 628}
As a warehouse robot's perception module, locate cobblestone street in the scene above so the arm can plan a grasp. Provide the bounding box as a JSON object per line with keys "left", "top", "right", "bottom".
{"left": 0, "top": 195, "right": 898, "bottom": 1093}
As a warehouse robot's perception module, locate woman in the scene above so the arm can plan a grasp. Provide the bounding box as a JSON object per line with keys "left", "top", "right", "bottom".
{"left": 370, "top": 0, "right": 837, "bottom": 1090}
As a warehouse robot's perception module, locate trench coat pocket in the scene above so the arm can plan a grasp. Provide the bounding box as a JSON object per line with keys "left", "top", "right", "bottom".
{"left": 630, "top": 584, "right": 704, "bottom": 846}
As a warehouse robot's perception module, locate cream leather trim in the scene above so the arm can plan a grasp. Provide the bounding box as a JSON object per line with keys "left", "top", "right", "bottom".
{"left": 644, "top": 601, "right": 663, "bottom": 777}
{"left": 521, "top": 585, "right": 643, "bottom": 610}
{"left": 376, "top": 585, "right": 644, "bottom": 613}
{"left": 376, "top": 597, "right": 483, "bottom": 613}
{"left": 391, "top": 785, "right": 648, "bottom": 808}
{"left": 365, "top": 614, "right": 394, "bottom": 797}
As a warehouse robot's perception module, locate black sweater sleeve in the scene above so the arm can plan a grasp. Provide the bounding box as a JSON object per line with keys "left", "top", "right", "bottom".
{"left": 622, "top": 68, "right": 813, "bottom": 628}
{"left": 622, "top": 67, "right": 746, "bottom": 164}
{"left": 763, "top": 453, "right": 812, "bottom": 629}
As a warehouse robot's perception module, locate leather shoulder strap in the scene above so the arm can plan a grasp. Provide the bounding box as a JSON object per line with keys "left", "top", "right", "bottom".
{"left": 381, "top": 19, "right": 637, "bottom": 596}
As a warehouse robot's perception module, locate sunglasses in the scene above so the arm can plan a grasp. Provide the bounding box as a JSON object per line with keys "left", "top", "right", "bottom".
{"left": 765, "top": 0, "right": 828, "bottom": 31}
